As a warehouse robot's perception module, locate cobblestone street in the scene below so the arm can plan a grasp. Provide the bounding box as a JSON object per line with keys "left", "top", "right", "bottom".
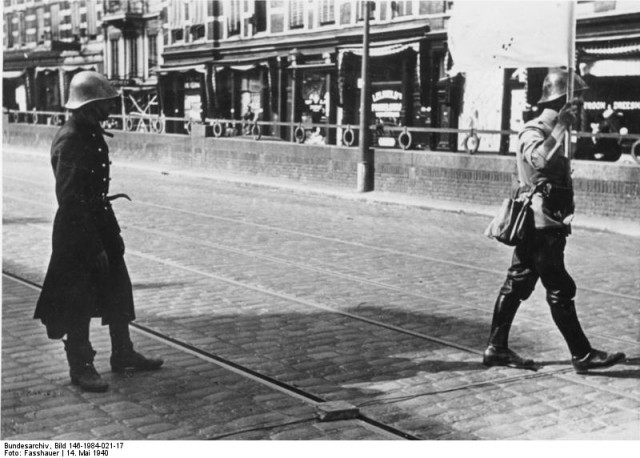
{"left": 2, "top": 147, "right": 639, "bottom": 442}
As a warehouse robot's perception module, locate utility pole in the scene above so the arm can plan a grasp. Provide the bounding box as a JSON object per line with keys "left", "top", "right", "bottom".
{"left": 357, "top": 0, "right": 374, "bottom": 192}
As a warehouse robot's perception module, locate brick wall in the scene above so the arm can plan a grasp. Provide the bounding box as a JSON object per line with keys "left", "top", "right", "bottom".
{"left": 4, "top": 121, "right": 639, "bottom": 221}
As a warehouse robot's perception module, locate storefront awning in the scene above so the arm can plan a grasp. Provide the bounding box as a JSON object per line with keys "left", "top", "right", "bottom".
{"left": 3, "top": 70, "right": 25, "bottom": 80}
{"left": 338, "top": 37, "right": 421, "bottom": 57}
{"left": 579, "top": 41, "right": 640, "bottom": 58}
{"left": 155, "top": 64, "right": 207, "bottom": 75}
{"left": 35, "top": 66, "right": 60, "bottom": 75}
{"left": 581, "top": 59, "right": 640, "bottom": 77}
{"left": 212, "top": 51, "right": 283, "bottom": 68}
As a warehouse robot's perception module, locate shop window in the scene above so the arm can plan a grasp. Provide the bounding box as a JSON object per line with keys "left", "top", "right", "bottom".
{"left": 319, "top": 0, "right": 335, "bottom": 24}
{"left": 289, "top": 0, "right": 304, "bottom": 29}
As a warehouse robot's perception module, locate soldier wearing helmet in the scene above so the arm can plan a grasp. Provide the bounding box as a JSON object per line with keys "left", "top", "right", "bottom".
{"left": 35, "top": 71, "right": 163, "bottom": 392}
{"left": 483, "top": 69, "right": 625, "bottom": 374}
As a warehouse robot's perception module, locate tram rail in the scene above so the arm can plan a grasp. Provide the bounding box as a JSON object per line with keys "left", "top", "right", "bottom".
{"left": 3, "top": 163, "right": 639, "bottom": 439}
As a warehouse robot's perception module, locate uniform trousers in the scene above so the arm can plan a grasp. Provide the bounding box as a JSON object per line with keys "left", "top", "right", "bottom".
{"left": 499, "top": 228, "right": 592, "bottom": 358}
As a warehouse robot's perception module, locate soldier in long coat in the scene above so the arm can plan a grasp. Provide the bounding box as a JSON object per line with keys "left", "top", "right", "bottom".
{"left": 35, "top": 71, "right": 163, "bottom": 392}
{"left": 482, "top": 70, "right": 625, "bottom": 374}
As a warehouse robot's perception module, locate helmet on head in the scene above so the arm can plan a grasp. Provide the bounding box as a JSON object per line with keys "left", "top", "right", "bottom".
{"left": 537, "top": 69, "right": 588, "bottom": 105}
{"left": 65, "top": 71, "right": 120, "bottom": 110}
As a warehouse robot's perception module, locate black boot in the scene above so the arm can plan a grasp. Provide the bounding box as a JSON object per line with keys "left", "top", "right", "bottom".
{"left": 109, "top": 322, "right": 164, "bottom": 373}
{"left": 483, "top": 294, "right": 535, "bottom": 369}
{"left": 64, "top": 340, "right": 109, "bottom": 392}
{"left": 548, "top": 300, "right": 592, "bottom": 359}
{"left": 572, "top": 349, "right": 626, "bottom": 374}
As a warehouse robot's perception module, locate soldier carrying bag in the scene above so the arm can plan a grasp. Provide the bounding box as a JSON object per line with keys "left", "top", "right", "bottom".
{"left": 484, "top": 184, "right": 541, "bottom": 246}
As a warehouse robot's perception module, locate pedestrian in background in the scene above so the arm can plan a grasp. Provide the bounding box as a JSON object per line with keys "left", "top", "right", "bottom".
{"left": 483, "top": 69, "right": 625, "bottom": 374}
{"left": 34, "top": 71, "right": 163, "bottom": 392}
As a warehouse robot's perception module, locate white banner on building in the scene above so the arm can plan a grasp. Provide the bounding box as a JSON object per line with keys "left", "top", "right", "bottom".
{"left": 447, "top": 1, "right": 574, "bottom": 73}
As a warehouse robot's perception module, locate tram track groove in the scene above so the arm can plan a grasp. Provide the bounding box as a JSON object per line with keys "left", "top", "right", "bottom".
{"left": 5, "top": 149, "right": 640, "bottom": 438}
{"left": 4, "top": 193, "right": 639, "bottom": 350}
{"left": 124, "top": 223, "right": 638, "bottom": 347}
{"left": 4, "top": 185, "right": 639, "bottom": 303}
{"left": 11, "top": 218, "right": 638, "bottom": 356}
{"left": 6, "top": 268, "right": 640, "bottom": 434}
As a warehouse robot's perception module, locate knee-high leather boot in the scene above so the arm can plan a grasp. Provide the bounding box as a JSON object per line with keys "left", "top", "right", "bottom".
{"left": 483, "top": 294, "right": 535, "bottom": 369}
{"left": 109, "top": 321, "right": 164, "bottom": 373}
{"left": 549, "top": 300, "right": 625, "bottom": 373}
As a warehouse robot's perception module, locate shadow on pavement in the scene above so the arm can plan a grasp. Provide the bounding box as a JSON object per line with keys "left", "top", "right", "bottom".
{"left": 132, "top": 281, "right": 187, "bottom": 290}
{"left": 2, "top": 216, "right": 50, "bottom": 225}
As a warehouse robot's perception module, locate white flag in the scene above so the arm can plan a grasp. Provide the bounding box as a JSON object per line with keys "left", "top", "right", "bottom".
{"left": 447, "top": 1, "right": 574, "bottom": 73}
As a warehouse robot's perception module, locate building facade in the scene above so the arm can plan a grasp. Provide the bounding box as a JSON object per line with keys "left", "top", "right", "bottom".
{"left": 3, "top": 0, "right": 107, "bottom": 115}
{"left": 3, "top": 1, "right": 639, "bottom": 157}
{"left": 156, "top": 0, "right": 452, "bottom": 145}
{"left": 3, "top": 0, "right": 164, "bottom": 128}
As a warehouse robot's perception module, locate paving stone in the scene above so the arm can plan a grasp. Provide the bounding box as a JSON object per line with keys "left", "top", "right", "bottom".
{"left": 3, "top": 150, "right": 639, "bottom": 441}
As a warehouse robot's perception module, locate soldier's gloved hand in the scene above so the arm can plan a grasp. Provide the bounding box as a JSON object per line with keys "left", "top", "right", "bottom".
{"left": 94, "top": 250, "right": 109, "bottom": 273}
{"left": 557, "top": 99, "right": 581, "bottom": 128}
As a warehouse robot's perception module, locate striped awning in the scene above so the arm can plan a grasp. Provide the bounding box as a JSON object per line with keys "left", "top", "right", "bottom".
{"left": 579, "top": 41, "right": 640, "bottom": 57}
{"left": 581, "top": 59, "right": 640, "bottom": 77}
{"left": 339, "top": 38, "right": 420, "bottom": 57}
{"left": 2, "top": 70, "right": 25, "bottom": 79}
{"left": 155, "top": 64, "right": 207, "bottom": 75}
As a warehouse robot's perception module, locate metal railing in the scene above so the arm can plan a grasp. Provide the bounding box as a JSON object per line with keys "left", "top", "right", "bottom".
{"left": 5, "top": 108, "right": 640, "bottom": 165}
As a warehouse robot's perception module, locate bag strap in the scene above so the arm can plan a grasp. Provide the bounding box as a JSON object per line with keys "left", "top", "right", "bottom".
{"left": 521, "top": 180, "right": 546, "bottom": 204}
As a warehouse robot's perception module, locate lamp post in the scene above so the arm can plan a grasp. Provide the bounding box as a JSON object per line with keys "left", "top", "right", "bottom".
{"left": 357, "top": 1, "right": 374, "bottom": 192}
{"left": 289, "top": 48, "right": 301, "bottom": 143}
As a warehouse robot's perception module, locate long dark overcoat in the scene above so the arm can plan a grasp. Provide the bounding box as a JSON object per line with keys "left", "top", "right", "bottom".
{"left": 34, "top": 115, "right": 135, "bottom": 339}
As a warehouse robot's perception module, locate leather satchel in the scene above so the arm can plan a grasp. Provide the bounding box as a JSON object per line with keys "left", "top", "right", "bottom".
{"left": 484, "top": 186, "right": 539, "bottom": 246}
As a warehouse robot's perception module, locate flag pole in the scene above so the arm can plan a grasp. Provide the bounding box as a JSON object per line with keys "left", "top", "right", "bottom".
{"left": 565, "top": 1, "right": 577, "bottom": 160}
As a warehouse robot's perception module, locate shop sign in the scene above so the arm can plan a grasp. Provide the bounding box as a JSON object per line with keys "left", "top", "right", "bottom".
{"left": 305, "top": 93, "right": 325, "bottom": 113}
{"left": 372, "top": 90, "right": 402, "bottom": 118}
{"left": 584, "top": 101, "right": 640, "bottom": 111}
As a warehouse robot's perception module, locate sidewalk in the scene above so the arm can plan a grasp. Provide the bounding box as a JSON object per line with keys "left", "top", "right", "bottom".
{"left": 5, "top": 145, "right": 638, "bottom": 238}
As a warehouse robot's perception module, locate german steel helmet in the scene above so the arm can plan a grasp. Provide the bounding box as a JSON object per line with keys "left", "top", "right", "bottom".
{"left": 537, "top": 69, "right": 589, "bottom": 104}
{"left": 65, "top": 71, "right": 120, "bottom": 110}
